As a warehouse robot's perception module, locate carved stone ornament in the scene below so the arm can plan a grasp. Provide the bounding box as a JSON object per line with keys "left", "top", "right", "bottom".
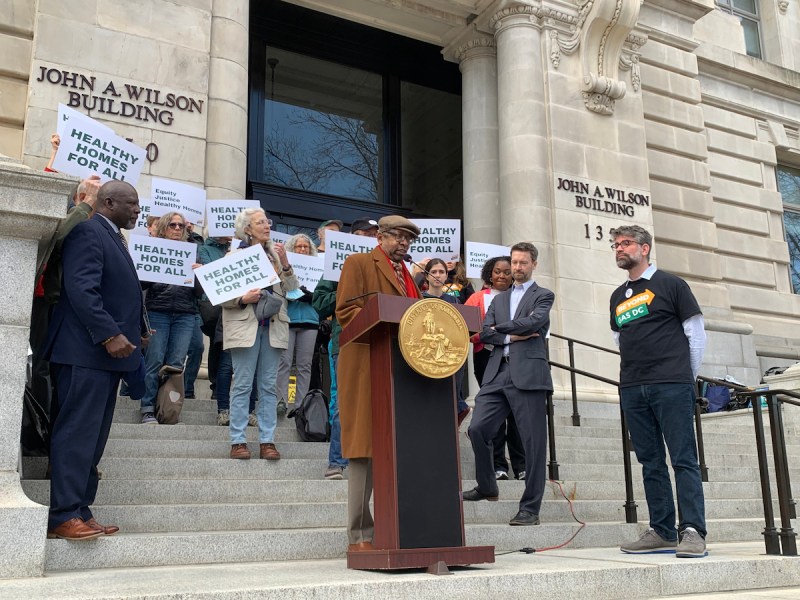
{"left": 455, "top": 36, "right": 497, "bottom": 63}
{"left": 778, "top": 0, "right": 788, "bottom": 13}
{"left": 546, "top": 0, "right": 644, "bottom": 115}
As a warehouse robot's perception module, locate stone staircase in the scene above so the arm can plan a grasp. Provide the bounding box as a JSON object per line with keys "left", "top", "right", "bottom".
{"left": 14, "top": 387, "right": 800, "bottom": 597}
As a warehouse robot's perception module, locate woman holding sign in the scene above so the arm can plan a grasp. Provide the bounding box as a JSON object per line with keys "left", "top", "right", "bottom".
{"left": 139, "top": 212, "right": 202, "bottom": 424}
{"left": 276, "top": 234, "right": 320, "bottom": 415}
{"left": 222, "top": 208, "right": 298, "bottom": 461}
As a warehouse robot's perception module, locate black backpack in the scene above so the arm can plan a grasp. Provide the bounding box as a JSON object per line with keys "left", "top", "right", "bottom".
{"left": 287, "top": 388, "right": 330, "bottom": 442}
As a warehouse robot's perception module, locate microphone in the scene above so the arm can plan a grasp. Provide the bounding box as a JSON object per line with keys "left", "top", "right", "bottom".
{"left": 403, "top": 254, "right": 445, "bottom": 286}
{"left": 345, "top": 290, "right": 381, "bottom": 303}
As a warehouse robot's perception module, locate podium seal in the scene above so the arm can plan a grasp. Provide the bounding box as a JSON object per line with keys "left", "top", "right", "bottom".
{"left": 398, "top": 298, "right": 470, "bottom": 379}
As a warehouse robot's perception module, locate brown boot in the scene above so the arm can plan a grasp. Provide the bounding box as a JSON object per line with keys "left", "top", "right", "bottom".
{"left": 230, "top": 443, "right": 251, "bottom": 459}
{"left": 260, "top": 443, "right": 280, "bottom": 460}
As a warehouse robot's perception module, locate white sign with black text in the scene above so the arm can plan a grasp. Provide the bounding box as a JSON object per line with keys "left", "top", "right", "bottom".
{"left": 287, "top": 252, "right": 325, "bottom": 292}
{"left": 322, "top": 230, "right": 378, "bottom": 282}
{"left": 129, "top": 234, "right": 196, "bottom": 287}
{"left": 151, "top": 178, "right": 207, "bottom": 227}
{"left": 465, "top": 241, "right": 511, "bottom": 279}
{"left": 408, "top": 219, "right": 461, "bottom": 264}
{"left": 206, "top": 199, "right": 260, "bottom": 237}
{"left": 195, "top": 245, "right": 279, "bottom": 305}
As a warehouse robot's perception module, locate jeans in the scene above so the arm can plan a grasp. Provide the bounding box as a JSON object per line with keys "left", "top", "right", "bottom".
{"left": 140, "top": 311, "right": 195, "bottom": 413}
{"left": 229, "top": 325, "right": 281, "bottom": 444}
{"left": 215, "top": 349, "right": 256, "bottom": 413}
{"left": 276, "top": 328, "right": 317, "bottom": 404}
{"left": 620, "top": 383, "right": 706, "bottom": 540}
{"left": 327, "top": 347, "right": 348, "bottom": 468}
{"left": 184, "top": 314, "right": 204, "bottom": 396}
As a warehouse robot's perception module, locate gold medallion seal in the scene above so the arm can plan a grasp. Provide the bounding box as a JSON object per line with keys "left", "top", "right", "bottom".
{"left": 398, "top": 298, "right": 470, "bottom": 379}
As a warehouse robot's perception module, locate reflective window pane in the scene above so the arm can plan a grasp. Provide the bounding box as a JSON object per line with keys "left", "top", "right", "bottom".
{"left": 400, "top": 81, "right": 462, "bottom": 218}
{"left": 732, "top": 0, "right": 756, "bottom": 14}
{"left": 785, "top": 211, "right": 800, "bottom": 294}
{"left": 263, "top": 47, "right": 384, "bottom": 202}
{"left": 740, "top": 18, "right": 762, "bottom": 59}
{"left": 778, "top": 165, "right": 800, "bottom": 207}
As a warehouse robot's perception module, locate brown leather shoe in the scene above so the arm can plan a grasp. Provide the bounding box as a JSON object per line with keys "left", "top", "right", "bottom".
{"left": 347, "top": 541, "right": 375, "bottom": 552}
{"left": 230, "top": 443, "right": 251, "bottom": 459}
{"left": 85, "top": 517, "right": 120, "bottom": 536}
{"left": 47, "top": 518, "right": 103, "bottom": 540}
{"left": 260, "top": 443, "right": 280, "bottom": 460}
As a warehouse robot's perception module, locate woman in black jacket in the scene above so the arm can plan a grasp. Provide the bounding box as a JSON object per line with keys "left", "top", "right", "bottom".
{"left": 138, "top": 212, "right": 202, "bottom": 424}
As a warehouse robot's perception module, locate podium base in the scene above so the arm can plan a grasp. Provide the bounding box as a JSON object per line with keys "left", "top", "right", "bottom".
{"left": 347, "top": 545, "right": 495, "bottom": 571}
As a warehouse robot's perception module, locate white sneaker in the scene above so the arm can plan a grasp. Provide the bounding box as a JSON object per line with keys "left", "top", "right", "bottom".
{"left": 248, "top": 412, "right": 258, "bottom": 427}
{"left": 495, "top": 470, "right": 509, "bottom": 480}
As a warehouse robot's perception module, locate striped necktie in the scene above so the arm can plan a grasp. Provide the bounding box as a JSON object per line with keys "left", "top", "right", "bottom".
{"left": 118, "top": 230, "right": 128, "bottom": 250}
{"left": 392, "top": 262, "right": 407, "bottom": 296}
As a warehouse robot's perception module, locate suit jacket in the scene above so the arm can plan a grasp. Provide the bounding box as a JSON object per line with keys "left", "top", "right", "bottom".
{"left": 479, "top": 282, "right": 554, "bottom": 391}
{"left": 335, "top": 247, "right": 421, "bottom": 458}
{"left": 43, "top": 214, "right": 143, "bottom": 372}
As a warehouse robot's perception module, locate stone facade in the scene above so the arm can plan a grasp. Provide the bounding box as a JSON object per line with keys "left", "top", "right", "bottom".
{"left": 0, "top": 0, "right": 799, "bottom": 405}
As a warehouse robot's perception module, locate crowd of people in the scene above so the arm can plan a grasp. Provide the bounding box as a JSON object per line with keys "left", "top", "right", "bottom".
{"left": 34, "top": 160, "right": 708, "bottom": 559}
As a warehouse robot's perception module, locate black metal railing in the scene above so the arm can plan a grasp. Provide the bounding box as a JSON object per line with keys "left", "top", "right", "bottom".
{"left": 550, "top": 333, "right": 619, "bottom": 427}
{"left": 729, "top": 388, "right": 799, "bottom": 556}
{"left": 694, "top": 376, "right": 753, "bottom": 484}
{"left": 546, "top": 335, "right": 638, "bottom": 524}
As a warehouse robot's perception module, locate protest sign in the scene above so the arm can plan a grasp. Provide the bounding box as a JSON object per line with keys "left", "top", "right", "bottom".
{"left": 195, "top": 244, "right": 279, "bottom": 305}
{"left": 151, "top": 178, "right": 207, "bottom": 227}
{"left": 286, "top": 252, "right": 325, "bottom": 292}
{"left": 132, "top": 197, "right": 154, "bottom": 236}
{"left": 57, "top": 103, "right": 113, "bottom": 137}
{"left": 323, "top": 230, "right": 378, "bottom": 282}
{"left": 206, "top": 200, "right": 261, "bottom": 237}
{"left": 129, "top": 235, "right": 197, "bottom": 287}
{"left": 269, "top": 230, "right": 290, "bottom": 245}
{"left": 408, "top": 219, "right": 461, "bottom": 263}
{"left": 52, "top": 108, "right": 146, "bottom": 185}
{"left": 465, "top": 241, "right": 511, "bottom": 279}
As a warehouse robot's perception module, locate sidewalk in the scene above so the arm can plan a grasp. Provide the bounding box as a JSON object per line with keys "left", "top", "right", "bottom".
{"left": 1, "top": 541, "right": 798, "bottom": 599}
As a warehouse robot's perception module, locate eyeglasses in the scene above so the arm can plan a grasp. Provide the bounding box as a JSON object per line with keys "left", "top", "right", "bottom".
{"left": 386, "top": 230, "right": 415, "bottom": 244}
{"left": 167, "top": 223, "right": 186, "bottom": 230}
{"left": 610, "top": 240, "right": 640, "bottom": 250}
{"left": 252, "top": 218, "right": 273, "bottom": 227}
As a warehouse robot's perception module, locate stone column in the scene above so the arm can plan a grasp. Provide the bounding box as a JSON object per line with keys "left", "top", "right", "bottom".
{"left": 457, "top": 37, "right": 500, "bottom": 244}
{"left": 204, "top": 0, "right": 249, "bottom": 199}
{"left": 0, "top": 157, "right": 74, "bottom": 577}
{"left": 491, "top": 6, "right": 552, "bottom": 258}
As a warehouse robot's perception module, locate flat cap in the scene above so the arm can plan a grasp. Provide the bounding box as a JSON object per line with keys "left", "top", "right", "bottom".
{"left": 350, "top": 217, "right": 379, "bottom": 234}
{"left": 378, "top": 215, "right": 420, "bottom": 237}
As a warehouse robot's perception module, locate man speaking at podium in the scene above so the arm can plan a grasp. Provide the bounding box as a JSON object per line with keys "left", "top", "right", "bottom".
{"left": 335, "top": 215, "right": 421, "bottom": 552}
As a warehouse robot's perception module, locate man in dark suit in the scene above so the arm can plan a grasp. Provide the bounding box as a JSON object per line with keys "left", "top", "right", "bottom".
{"left": 464, "top": 241, "right": 554, "bottom": 526}
{"left": 43, "top": 180, "right": 143, "bottom": 540}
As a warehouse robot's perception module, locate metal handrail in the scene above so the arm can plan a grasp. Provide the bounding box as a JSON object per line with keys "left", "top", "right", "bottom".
{"left": 550, "top": 333, "right": 618, "bottom": 426}
{"left": 732, "top": 388, "right": 799, "bottom": 556}
{"left": 546, "top": 357, "right": 638, "bottom": 524}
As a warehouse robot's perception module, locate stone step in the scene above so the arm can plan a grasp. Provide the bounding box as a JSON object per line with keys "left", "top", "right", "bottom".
{"left": 22, "top": 455, "right": 800, "bottom": 486}
{"left": 41, "top": 519, "right": 769, "bottom": 572}
{"left": 32, "top": 496, "right": 777, "bottom": 534}
{"left": 4, "top": 542, "right": 798, "bottom": 600}
{"left": 21, "top": 477, "right": 775, "bottom": 507}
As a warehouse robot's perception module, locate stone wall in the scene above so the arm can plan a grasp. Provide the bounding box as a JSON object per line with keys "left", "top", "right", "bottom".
{"left": 22, "top": 0, "right": 214, "bottom": 197}
{"left": 0, "top": 0, "right": 36, "bottom": 159}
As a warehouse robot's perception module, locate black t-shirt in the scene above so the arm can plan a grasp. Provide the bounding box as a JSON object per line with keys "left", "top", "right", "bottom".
{"left": 610, "top": 269, "right": 701, "bottom": 387}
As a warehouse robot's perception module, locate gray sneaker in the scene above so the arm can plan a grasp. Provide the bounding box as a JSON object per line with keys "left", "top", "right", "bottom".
{"left": 141, "top": 412, "right": 158, "bottom": 424}
{"left": 277, "top": 399, "right": 288, "bottom": 416}
{"left": 324, "top": 466, "right": 344, "bottom": 480}
{"left": 620, "top": 528, "right": 677, "bottom": 554}
{"left": 676, "top": 527, "right": 707, "bottom": 558}
{"left": 217, "top": 410, "right": 230, "bottom": 426}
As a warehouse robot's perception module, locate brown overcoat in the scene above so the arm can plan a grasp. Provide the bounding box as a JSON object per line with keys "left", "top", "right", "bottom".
{"left": 335, "top": 246, "right": 420, "bottom": 458}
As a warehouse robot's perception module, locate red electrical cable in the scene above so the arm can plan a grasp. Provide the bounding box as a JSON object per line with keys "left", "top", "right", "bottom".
{"left": 534, "top": 479, "right": 587, "bottom": 553}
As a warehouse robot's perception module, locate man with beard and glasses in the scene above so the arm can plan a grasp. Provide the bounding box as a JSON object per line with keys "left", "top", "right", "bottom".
{"left": 610, "top": 224, "right": 707, "bottom": 559}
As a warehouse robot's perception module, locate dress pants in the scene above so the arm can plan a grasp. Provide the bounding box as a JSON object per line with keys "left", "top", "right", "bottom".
{"left": 48, "top": 363, "right": 120, "bottom": 529}
{"left": 468, "top": 361, "right": 548, "bottom": 514}
{"left": 347, "top": 457, "right": 373, "bottom": 544}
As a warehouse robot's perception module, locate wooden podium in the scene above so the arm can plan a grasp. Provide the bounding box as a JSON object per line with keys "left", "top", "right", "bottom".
{"left": 339, "top": 294, "right": 495, "bottom": 571}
